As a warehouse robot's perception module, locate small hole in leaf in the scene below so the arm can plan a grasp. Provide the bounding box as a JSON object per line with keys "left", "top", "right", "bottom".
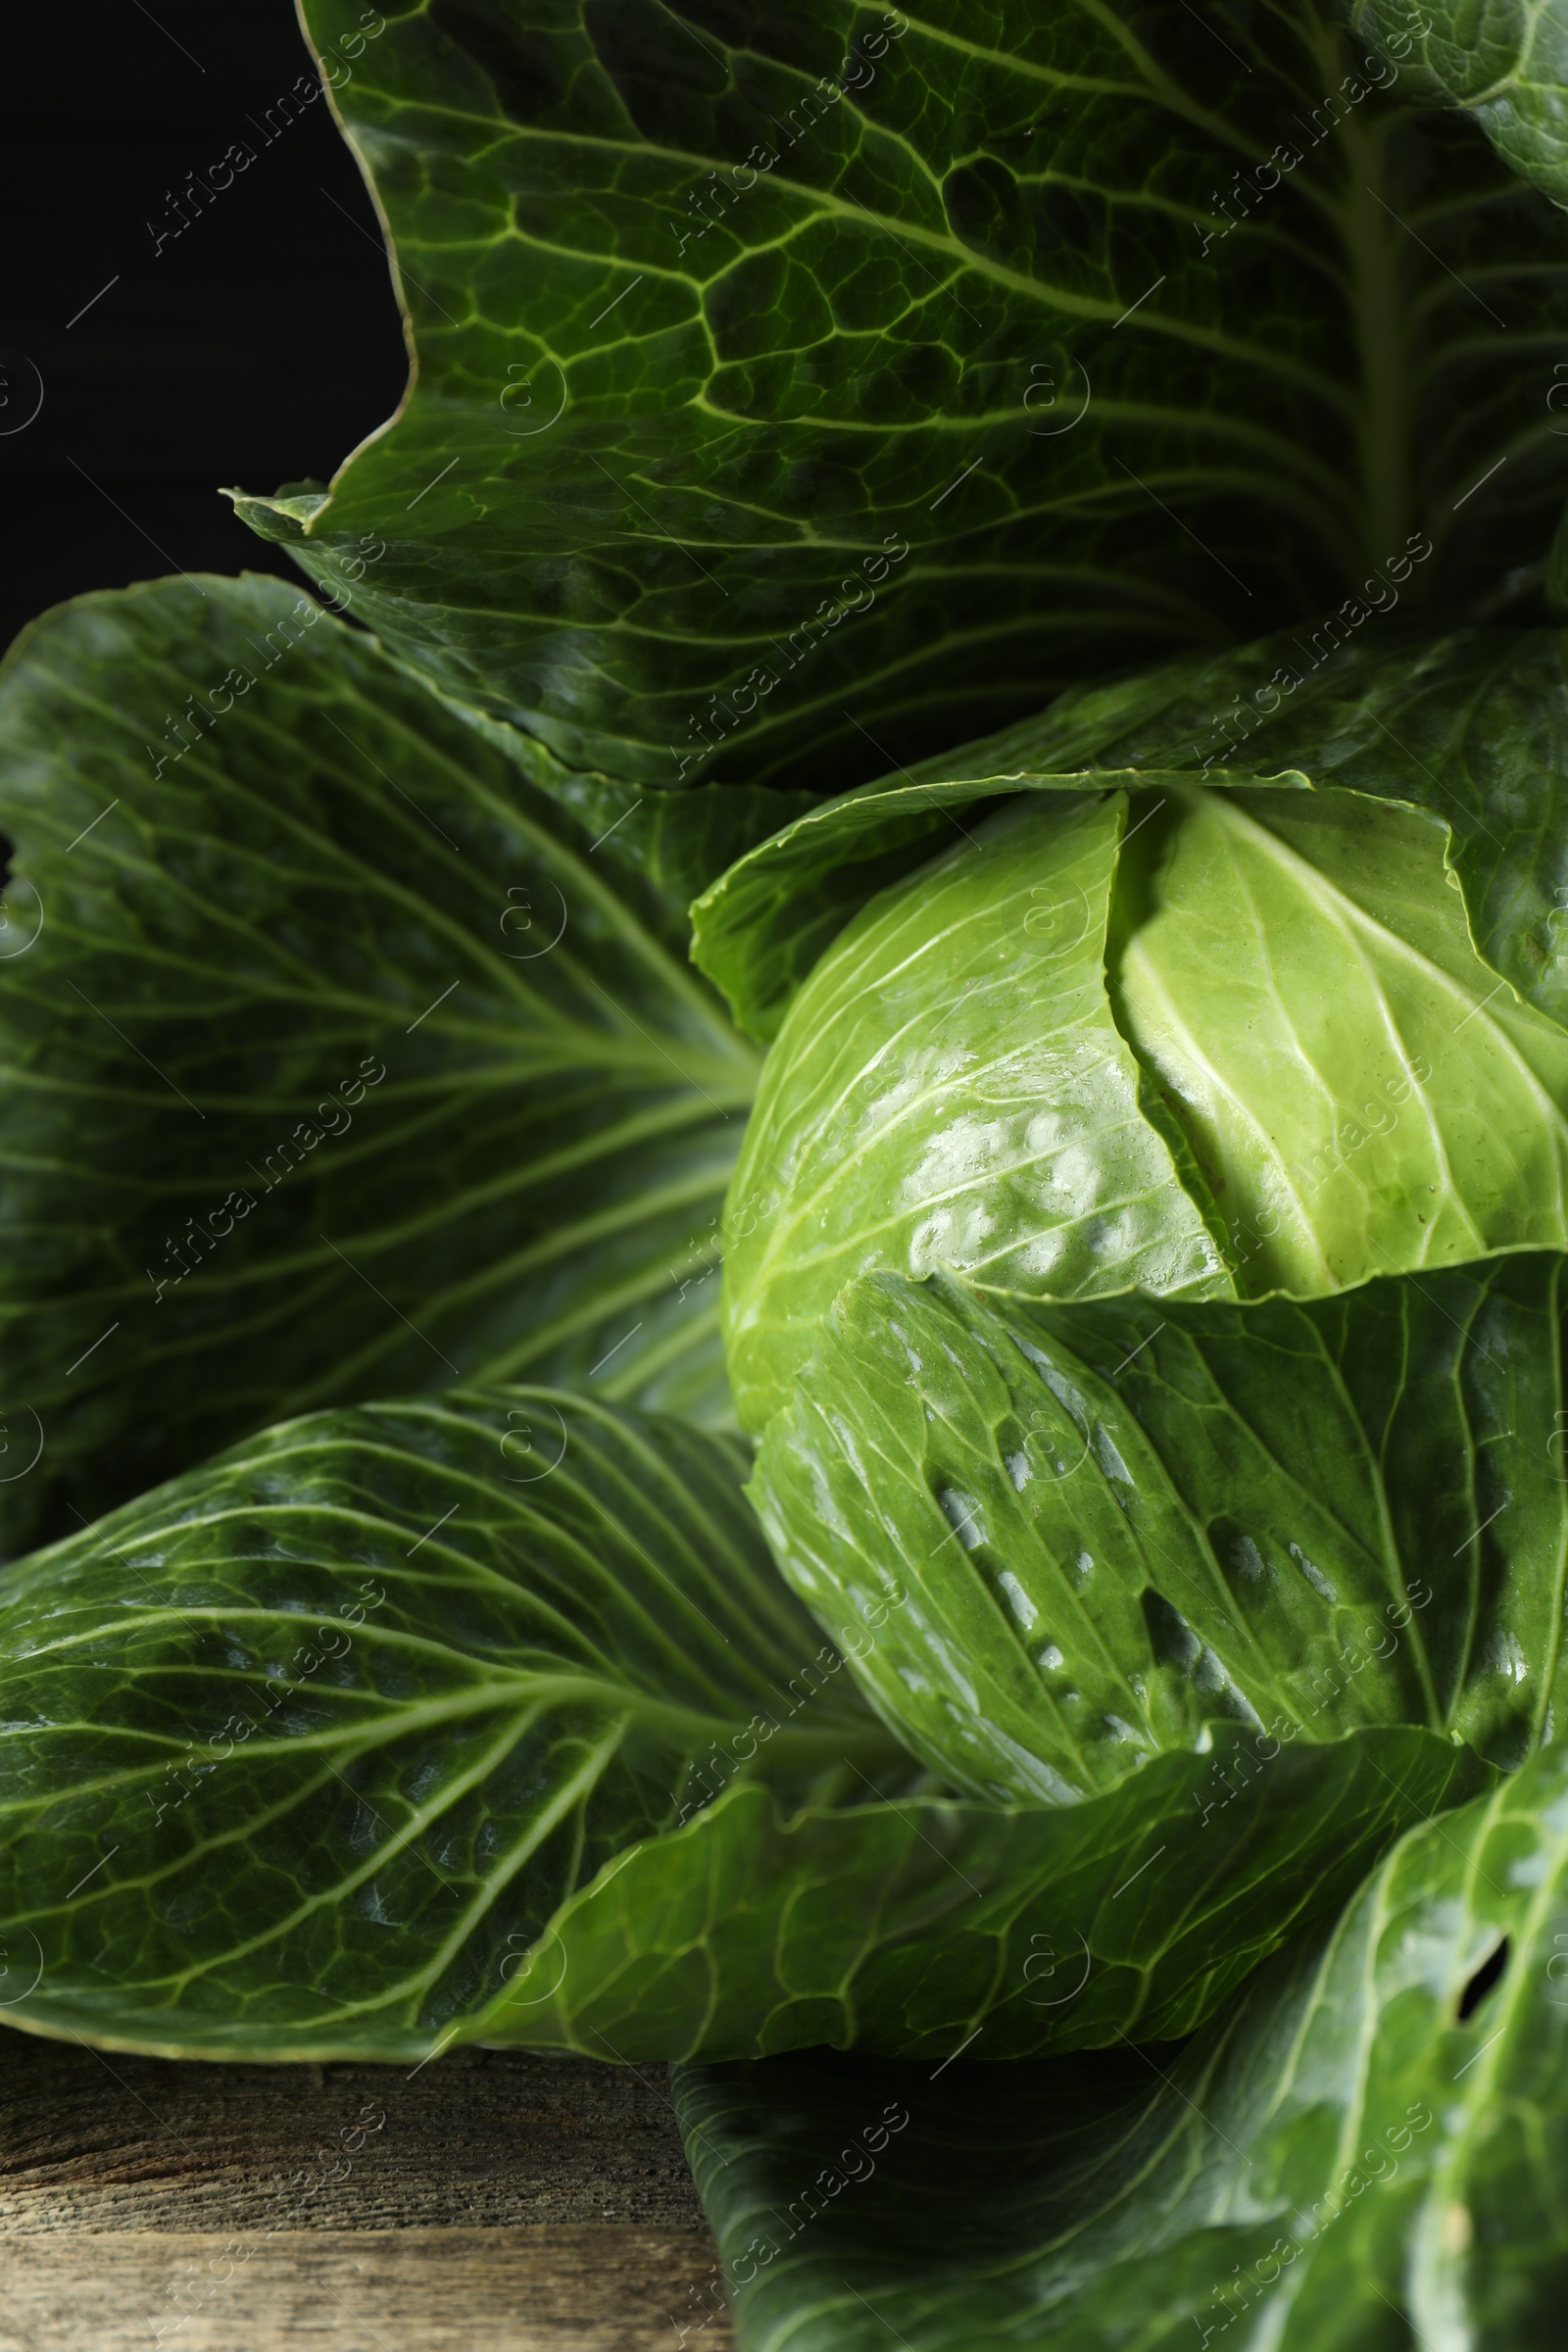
{"left": 1457, "top": 1936, "right": 1509, "bottom": 2022}
{"left": 0, "top": 835, "right": 12, "bottom": 892}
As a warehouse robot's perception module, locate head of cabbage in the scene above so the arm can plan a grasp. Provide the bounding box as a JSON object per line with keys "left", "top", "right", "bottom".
{"left": 721, "top": 780, "right": 1568, "bottom": 1434}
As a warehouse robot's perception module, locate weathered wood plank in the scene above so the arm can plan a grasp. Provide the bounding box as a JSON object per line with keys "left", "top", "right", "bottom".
{"left": 0, "top": 2226, "right": 730, "bottom": 2350}
{"left": 0, "top": 2026, "right": 733, "bottom": 2350}
{"left": 0, "top": 2027, "right": 704, "bottom": 2231}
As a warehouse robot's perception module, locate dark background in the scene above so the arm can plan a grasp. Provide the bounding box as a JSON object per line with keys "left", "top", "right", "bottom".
{"left": 0, "top": 1, "right": 408, "bottom": 656}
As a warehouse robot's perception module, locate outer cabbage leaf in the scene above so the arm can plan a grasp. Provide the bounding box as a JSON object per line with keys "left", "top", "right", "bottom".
{"left": 233, "top": 0, "right": 1568, "bottom": 790}
{"left": 676, "top": 1737, "right": 1568, "bottom": 2351}
{"left": 0, "top": 1384, "right": 1483, "bottom": 2063}
{"left": 1355, "top": 0, "right": 1568, "bottom": 203}
{"left": 477, "top": 1725, "right": 1487, "bottom": 2061}
{"left": 0, "top": 1390, "right": 895, "bottom": 2061}
{"left": 0, "top": 576, "right": 765, "bottom": 1556}
{"left": 752, "top": 1254, "right": 1568, "bottom": 1800}
{"left": 721, "top": 792, "right": 1234, "bottom": 1434}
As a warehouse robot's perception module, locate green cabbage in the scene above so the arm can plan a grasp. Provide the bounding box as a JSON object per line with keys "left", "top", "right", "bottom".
{"left": 724, "top": 780, "right": 1568, "bottom": 1429}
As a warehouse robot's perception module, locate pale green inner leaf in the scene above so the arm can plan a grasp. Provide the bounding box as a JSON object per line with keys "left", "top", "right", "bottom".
{"left": 1111, "top": 784, "right": 1568, "bottom": 1292}
{"left": 722, "top": 793, "right": 1231, "bottom": 1434}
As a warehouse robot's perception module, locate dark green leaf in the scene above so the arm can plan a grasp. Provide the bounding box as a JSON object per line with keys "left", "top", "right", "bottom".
{"left": 0, "top": 1389, "right": 1477, "bottom": 2066}
{"left": 676, "top": 1733, "right": 1568, "bottom": 2349}
{"left": 0, "top": 1389, "right": 894, "bottom": 2060}
{"left": 1354, "top": 0, "right": 1568, "bottom": 202}
{"left": 234, "top": 1, "right": 1568, "bottom": 790}
{"left": 480, "top": 1723, "right": 1486, "bottom": 2062}
{"left": 0, "top": 576, "right": 763, "bottom": 1555}
{"left": 753, "top": 1254, "right": 1568, "bottom": 1798}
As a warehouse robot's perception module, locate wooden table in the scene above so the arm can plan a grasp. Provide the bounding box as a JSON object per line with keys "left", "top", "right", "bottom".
{"left": 0, "top": 2023, "right": 733, "bottom": 2350}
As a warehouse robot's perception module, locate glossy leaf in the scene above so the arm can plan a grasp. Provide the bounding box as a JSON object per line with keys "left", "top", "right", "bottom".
{"left": 894, "top": 622, "right": 1568, "bottom": 1035}
{"left": 1355, "top": 0, "right": 1568, "bottom": 202}
{"left": 479, "top": 1723, "right": 1487, "bottom": 2062}
{"left": 691, "top": 626, "right": 1568, "bottom": 1050}
{"left": 1109, "top": 782, "right": 1568, "bottom": 1295}
{"left": 690, "top": 765, "right": 1308, "bottom": 1047}
{"left": 0, "top": 576, "right": 765, "bottom": 1555}
{"left": 676, "top": 1736, "right": 1568, "bottom": 2350}
{"left": 721, "top": 792, "right": 1233, "bottom": 1434}
{"left": 753, "top": 1254, "right": 1568, "bottom": 1800}
{"left": 0, "top": 1390, "right": 894, "bottom": 2061}
{"left": 721, "top": 769, "right": 1568, "bottom": 1418}
{"left": 231, "top": 0, "right": 1568, "bottom": 790}
{"left": 0, "top": 1390, "right": 1480, "bottom": 2066}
